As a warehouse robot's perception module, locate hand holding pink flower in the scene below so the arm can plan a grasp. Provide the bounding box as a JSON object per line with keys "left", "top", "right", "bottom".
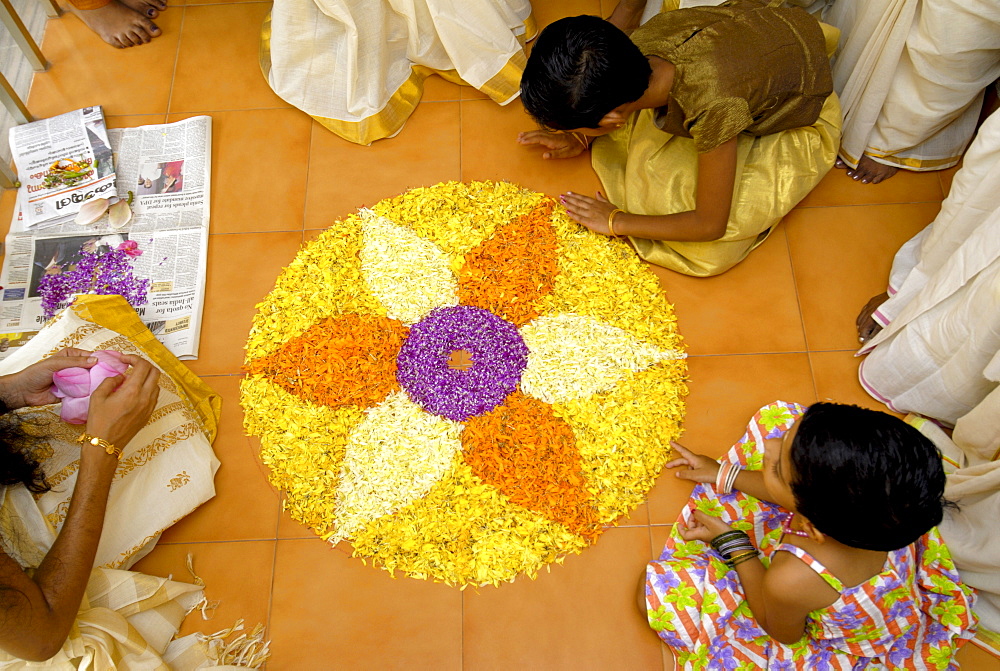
{"left": 51, "top": 350, "right": 130, "bottom": 424}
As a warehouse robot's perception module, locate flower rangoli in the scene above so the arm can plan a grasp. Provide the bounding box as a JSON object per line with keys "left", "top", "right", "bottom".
{"left": 241, "top": 181, "right": 688, "bottom": 586}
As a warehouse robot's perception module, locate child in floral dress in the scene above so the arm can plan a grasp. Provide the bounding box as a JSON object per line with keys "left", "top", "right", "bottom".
{"left": 645, "top": 401, "right": 976, "bottom": 669}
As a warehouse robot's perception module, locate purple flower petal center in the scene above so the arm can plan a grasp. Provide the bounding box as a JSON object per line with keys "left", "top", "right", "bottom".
{"left": 396, "top": 305, "right": 528, "bottom": 421}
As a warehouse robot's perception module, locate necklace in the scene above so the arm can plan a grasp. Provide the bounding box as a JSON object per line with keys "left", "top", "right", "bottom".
{"left": 782, "top": 512, "right": 811, "bottom": 538}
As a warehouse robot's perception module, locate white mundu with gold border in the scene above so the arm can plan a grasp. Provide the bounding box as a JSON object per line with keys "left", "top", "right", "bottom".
{"left": 262, "top": 0, "right": 535, "bottom": 145}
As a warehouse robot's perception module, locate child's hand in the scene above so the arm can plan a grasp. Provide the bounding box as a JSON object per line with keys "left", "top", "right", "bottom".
{"left": 667, "top": 441, "right": 721, "bottom": 484}
{"left": 516, "top": 130, "right": 586, "bottom": 159}
{"left": 678, "top": 510, "right": 734, "bottom": 543}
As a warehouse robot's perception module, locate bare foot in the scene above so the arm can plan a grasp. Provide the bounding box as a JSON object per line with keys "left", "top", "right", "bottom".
{"left": 856, "top": 291, "right": 889, "bottom": 344}
{"left": 846, "top": 155, "right": 899, "bottom": 184}
{"left": 119, "top": 0, "right": 166, "bottom": 19}
{"left": 608, "top": 0, "right": 645, "bottom": 32}
{"left": 74, "top": 0, "right": 161, "bottom": 49}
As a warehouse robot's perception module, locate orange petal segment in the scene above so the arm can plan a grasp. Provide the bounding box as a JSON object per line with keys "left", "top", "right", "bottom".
{"left": 462, "top": 392, "right": 602, "bottom": 541}
{"left": 457, "top": 200, "right": 559, "bottom": 327}
{"left": 247, "top": 314, "right": 408, "bottom": 409}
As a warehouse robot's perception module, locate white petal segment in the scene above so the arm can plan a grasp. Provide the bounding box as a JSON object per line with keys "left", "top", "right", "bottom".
{"left": 359, "top": 209, "right": 458, "bottom": 324}
{"left": 331, "top": 391, "right": 464, "bottom": 543}
{"left": 519, "top": 312, "right": 686, "bottom": 404}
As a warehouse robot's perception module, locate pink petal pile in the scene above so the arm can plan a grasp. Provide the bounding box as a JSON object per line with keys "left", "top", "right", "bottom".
{"left": 51, "top": 350, "right": 129, "bottom": 424}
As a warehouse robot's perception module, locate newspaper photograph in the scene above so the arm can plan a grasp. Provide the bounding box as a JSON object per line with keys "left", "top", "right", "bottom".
{"left": 0, "top": 115, "right": 212, "bottom": 361}
{"left": 9, "top": 107, "right": 117, "bottom": 228}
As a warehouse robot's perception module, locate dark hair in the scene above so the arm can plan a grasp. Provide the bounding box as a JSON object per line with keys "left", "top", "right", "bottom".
{"left": 789, "top": 403, "right": 945, "bottom": 552}
{"left": 520, "top": 15, "right": 652, "bottom": 130}
{"left": 0, "top": 408, "right": 49, "bottom": 494}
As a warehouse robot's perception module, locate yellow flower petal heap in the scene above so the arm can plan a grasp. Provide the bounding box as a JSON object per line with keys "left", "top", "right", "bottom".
{"left": 242, "top": 181, "right": 688, "bottom": 587}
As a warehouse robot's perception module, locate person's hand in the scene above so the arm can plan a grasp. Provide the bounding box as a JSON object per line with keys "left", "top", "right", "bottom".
{"left": 666, "top": 441, "right": 721, "bottom": 484}
{"left": 0, "top": 348, "right": 97, "bottom": 410}
{"left": 83, "top": 354, "right": 160, "bottom": 454}
{"left": 560, "top": 191, "right": 618, "bottom": 234}
{"left": 516, "top": 130, "right": 587, "bottom": 159}
{"left": 678, "top": 509, "right": 734, "bottom": 543}
{"left": 856, "top": 291, "right": 889, "bottom": 344}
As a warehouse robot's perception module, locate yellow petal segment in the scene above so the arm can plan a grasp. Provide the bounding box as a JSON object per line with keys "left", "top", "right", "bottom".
{"left": 359, "top": 209, "right": 458, "bottom": 325}
{"left": 519, "top": 312, "right": 686, "bottom": 404}
{"left": 331, "top": 391, "right": 464, "bottom": 543}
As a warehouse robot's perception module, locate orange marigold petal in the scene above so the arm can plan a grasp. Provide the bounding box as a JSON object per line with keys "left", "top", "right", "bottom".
{"left": 246, "top": 314, "right": 408, "bottom": 410}
{"left": 462, "top": 392, "right": 603, "bottom": 541}
{"left": 457, "top": 199, "right": 560, "bottom": 327}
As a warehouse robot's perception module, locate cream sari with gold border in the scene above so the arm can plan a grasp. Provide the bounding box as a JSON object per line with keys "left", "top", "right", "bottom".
{"left": 261, "top": 0, "right": 535, "bottom": 145}
{"left": 0, "top": 296, "right": 263, "bottom": 668}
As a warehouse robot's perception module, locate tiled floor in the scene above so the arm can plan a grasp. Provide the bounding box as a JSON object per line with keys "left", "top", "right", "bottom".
{"left": 3, "top": 0, "right": 998, "bottom": 668}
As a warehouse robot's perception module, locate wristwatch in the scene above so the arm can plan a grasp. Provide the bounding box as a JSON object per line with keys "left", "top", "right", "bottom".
{"left": 76, "top": 432, "right": 122, "bottom": 460}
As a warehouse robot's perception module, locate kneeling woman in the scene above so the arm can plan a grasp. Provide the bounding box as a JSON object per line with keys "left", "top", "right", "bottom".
{"left": 518, "top": 1, "right": 841, "bottom": 276}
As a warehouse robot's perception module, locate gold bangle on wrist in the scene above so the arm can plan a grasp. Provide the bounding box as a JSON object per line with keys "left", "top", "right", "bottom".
{"left": 77, "top": 432, "right": 122, "bottom": 460}
{"left": 607, "top": 208, "right": 625, "bottom": 237}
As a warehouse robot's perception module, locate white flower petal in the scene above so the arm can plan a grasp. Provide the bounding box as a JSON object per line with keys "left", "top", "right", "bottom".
{"left": 331, "top": 391, "right": 463, "bottom": 543}
{"left": 360, "top": 209, "right": 458, "bottom": 324}
{"left": 519, "top": 312, "right": 685, "bottom": 404}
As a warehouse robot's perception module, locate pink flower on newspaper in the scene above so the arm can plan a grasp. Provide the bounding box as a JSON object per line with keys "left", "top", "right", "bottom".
{"left": 50, "top": 350, "right": 129, "bottom": 424}
{"left": 117, "top": 241, "right": 143, "bottom": 257}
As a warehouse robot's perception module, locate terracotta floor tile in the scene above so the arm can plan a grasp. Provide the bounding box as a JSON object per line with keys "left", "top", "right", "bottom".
{"left": 269, "top": 538, "right": 463, "bottom": 668}
{"left": 422, "top": 74, "right": 462, "bottom": 102}
{"left": 105, "top": 114, "right": 168, "bottom": 128}
{"left": 131, "top": 539, "right": 274, "bottom": 638}
{"left": 956, "top": 642, "right": 1000, "bottom": 670}
{"left": 303, "top": 102, "right": 461, "bottom": 229}
{"left": 809, "top": 350, "right": 903, "bottom": 417}
{"left": 167, "top": 109, "right": 310, "bottom": 234}
{"left": 785, "top": 203, "right": 939, "bottom": 351}
{"left": 0, "top": 188, "right": 16, "bottom": 233}
{"left": 461, "top": 98, "right": 602, "bottom": 198}
{"left": 646, "top": 353, "right": 816, "bottom": 524}
{"left": 28, "top": 10, "right": 182, "bottom": 118}
{"left": 460, "top": 84, "right": 489, "bottom": 101}
{"left": 463, "top": 526, "right": 662, "bottom": 670}
{"left": 652, "top": 227, "right": 805, "bottom": 355}
{"left": 184, "top": 231, "right": 303, "bottom": 376}
{"left": 160, "top": 375, "right": 280, "bottom": 543}
{"left": 531, "top": 0, "right": 602, "bottom": 30}
{"left": 796, "top": 164, "right": 943, "bottom": 208}
{"left": 938, "top": 163, "right": 962, "bottom": 199}
{"left": 169, "top": 3, "right": 289, "bottom": 113}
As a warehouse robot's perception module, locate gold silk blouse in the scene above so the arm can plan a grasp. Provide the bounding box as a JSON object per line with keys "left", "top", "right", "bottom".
{"left": 630, "top": 0, "right": 833, "bottom": 153}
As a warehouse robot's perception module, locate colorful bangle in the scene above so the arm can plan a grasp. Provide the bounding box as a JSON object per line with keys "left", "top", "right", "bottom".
{"left": 76, "top": 432, "right": 122, "bottom": 460}
{"left": 729, "top": 549, "right": 761, "bottom": 568}
{"left": 607, "top": 208, "right": 625, "bottom": 237}
{"left": 715, "top": 462, "right": 742, "bottom": 494}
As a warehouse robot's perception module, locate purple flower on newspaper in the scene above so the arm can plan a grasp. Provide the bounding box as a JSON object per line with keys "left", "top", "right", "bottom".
{"left": 37, "top": 243, "right": 150, "bottom": 319}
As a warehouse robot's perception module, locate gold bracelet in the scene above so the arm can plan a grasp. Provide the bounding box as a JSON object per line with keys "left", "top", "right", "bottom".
{"left": 569, "top": 131, "right": 590, "bottom": 150}
{"left": 76, "top": 432, "right": 122, "bottom": 460}
{"left": 607, "top": 208, "right": 625, "bottom": 237}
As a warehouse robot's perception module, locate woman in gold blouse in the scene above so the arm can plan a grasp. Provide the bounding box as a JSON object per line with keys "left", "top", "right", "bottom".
{"left": 518, "top": 1, "right": 841, "bottom": 276}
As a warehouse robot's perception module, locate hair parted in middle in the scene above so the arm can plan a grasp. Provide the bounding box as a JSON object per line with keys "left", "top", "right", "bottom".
{"left": 520, "top": 15, "right": 652, "bottom": 130}
{"left": 788, "top": 402, "right": 947, "bottom": 552}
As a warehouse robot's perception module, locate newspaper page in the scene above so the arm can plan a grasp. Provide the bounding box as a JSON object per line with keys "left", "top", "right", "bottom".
{"left": 9, "top": 107, "right": 117, "bottom": 228}
{"left": 0, "top": 116, "right": 211, "bottom": 361}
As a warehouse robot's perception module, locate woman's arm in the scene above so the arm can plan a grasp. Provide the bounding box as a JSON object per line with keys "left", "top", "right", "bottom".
{"left": 561, "top": 136, "right": 738, "bottom": 241}
{"left": 0, "top": 355, "right": 159, "bottom": 661}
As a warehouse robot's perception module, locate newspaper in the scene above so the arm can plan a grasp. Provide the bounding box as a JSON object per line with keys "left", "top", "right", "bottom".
{"left": 9, "top": 106, "right": 117, "bottom": 228}
{"left": 0, "top": 115, "right": 211, "bottom": 361}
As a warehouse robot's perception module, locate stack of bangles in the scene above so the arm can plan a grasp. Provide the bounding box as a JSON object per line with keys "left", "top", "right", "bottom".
{"left": 711, "top": 530, "right": 760, "bottom": 569}
{"left": 715, "top": 462, "right": 742, "bottom": 494}
{"left": 607, "top": 208, "right": 625, "bottom": 238}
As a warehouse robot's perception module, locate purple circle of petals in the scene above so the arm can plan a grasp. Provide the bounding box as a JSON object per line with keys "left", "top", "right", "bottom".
{"left": 396, "top": 305, "right": 529, "bottom": 421}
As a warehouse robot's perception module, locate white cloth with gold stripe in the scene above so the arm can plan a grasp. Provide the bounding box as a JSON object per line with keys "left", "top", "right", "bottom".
{"left": 0, "top": 296, "right": 263, "bottom": 669}
{"left": 263, "top": 0, "right": 533, "bottom": 145}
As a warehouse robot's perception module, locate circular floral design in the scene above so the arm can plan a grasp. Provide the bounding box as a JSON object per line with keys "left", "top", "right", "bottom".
{"left": 241, "top": 181, "right": 688, "bottom": 587}
{"left": 397, "top": 305, "right": 528, "bottom": 421}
